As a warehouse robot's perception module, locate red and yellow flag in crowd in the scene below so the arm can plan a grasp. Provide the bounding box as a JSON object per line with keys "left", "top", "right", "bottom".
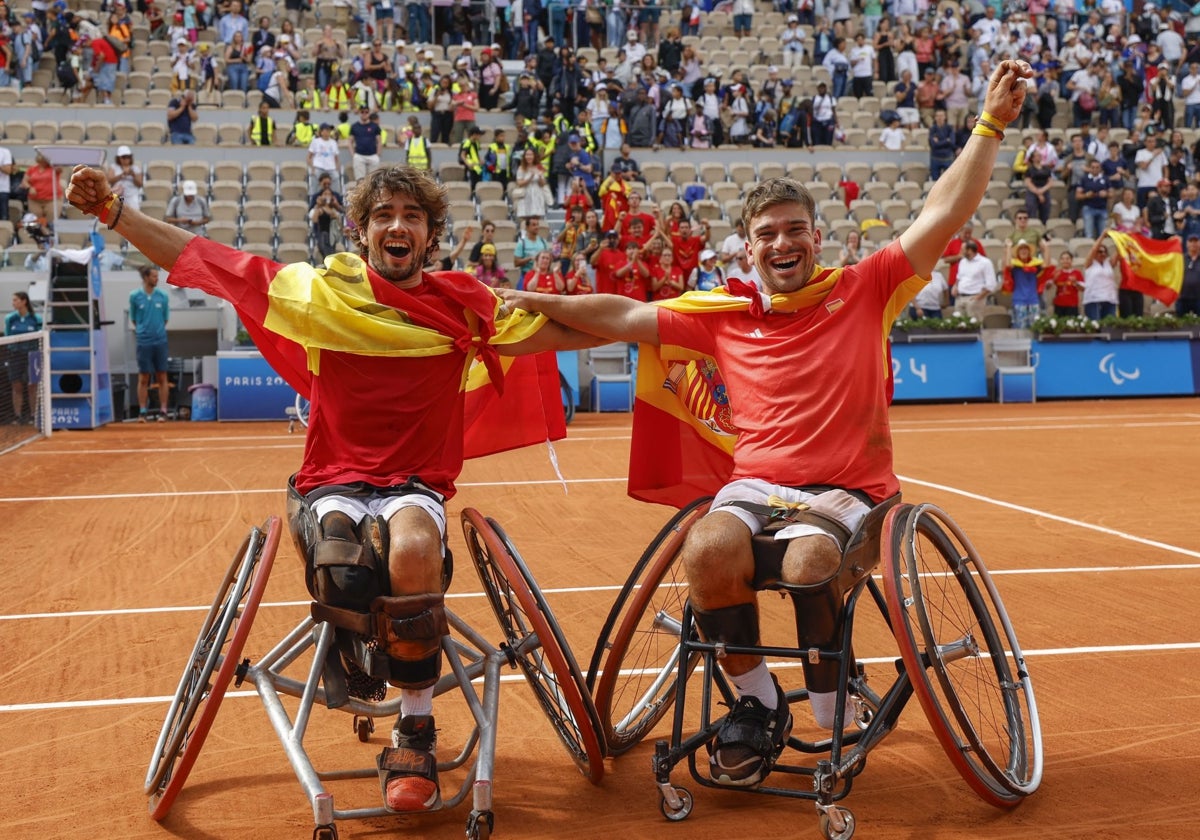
{"left": 1105, "top": 230, "right": 1184, "bottom": 306}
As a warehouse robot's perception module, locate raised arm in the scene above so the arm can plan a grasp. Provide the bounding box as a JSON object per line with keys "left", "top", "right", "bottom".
{"left": 67, "top": 165, "right": 194, "bottom": 269}
{"left": 899, "top": 60, "right": 1032, "bottom": 278}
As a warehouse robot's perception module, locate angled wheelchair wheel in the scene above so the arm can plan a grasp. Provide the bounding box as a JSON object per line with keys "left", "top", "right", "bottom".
{"left": 295, "top": 393, "right": 310, "bottom": 428}
{"left": 559, "top": 371, "right": 575, "bottom": 426}
{"left": 144, "top": 517, "right": 280, "bottom": 820}
{"left": 589, "top": 497, "right": 709, "bottom": 755}
{"left": 883, "top": 503, "right": 1042, "bottom": 808}
{"left": 461, "top": 509, "right": 606, "bottom": 783}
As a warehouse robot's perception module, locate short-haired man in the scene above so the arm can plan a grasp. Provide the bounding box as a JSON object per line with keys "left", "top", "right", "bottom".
{"left": 66, "top": 162, "right": 591, "bottom": 813}
{"left": 347, "top": 105, "right": 382, "bottom": 181}
{"left": 497, "top": 60, "right": 1033, "bottom": 790}
{"left": 129, "top": 266, "right": 171, "bottom": 421}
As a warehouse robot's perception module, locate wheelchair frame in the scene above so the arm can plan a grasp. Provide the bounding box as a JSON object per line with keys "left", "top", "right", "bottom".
{"left": 145, "top": 510, "right": 605, "bottom": 839}
{"left": 590, "top": 497, "right": 1043, "bottom": 840}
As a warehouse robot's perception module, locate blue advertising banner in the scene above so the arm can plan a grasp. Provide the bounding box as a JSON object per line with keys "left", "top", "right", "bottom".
{"left": 217, "top": 353, "right": 299, "bottom": 421}
{"left": 1032, "top": 338, "right": 1194, "bottom": 398}
{"left": 890, "top": 339, "right": 988, "bottom": 401}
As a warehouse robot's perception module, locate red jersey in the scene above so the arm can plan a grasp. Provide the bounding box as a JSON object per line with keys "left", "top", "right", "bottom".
{"left": 670, "top": 232, "right": 703, "bottom": 278}
{"left": 620, "top": 212, "right": 657, "bottom": 244}
{"left": 1049, "top": 267, "right": 1083, "bottom": 307}
{"left": 565, "top": 271, "right": 593, "bottom": 294}
{"left": 523, "top": 269, "right": 559, "bottom": 293}
{"left": 653, "top": 265, "right": 686, "bottom": 300}
{"left": 656, "top": 241, "right": 920, "bottom": 502}
{"left": 565, "top": 192, "right": 592, "bottom": 216}
{"left": 593, "top": 246, "right": 626, "bottom": 295}
{"left": 172, "top": 238, "right": 494, "bottom": 499}
{"left": 617, "top": 257, "right": 649, "bottom": 302}
{"left": 600, "top": 180, "right": 629, "bottom": 231}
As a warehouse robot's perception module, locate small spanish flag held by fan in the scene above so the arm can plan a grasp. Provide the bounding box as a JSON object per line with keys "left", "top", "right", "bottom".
{"left": 1105, "top": 229, "right": 1184, "bottom": 306}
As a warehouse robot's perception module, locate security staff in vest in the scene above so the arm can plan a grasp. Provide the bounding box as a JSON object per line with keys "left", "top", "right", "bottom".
{"left": 459, "top": 124, "right": 484, "bottom": 194}
{"left": 403, "top": 120, "right": 432, "bottom": 171}
{"left": 249, "top": 100, "right": 278, "bottom": 146}
{"left": 485, "top": 127, "right": 511, "bottom": 191}
{"left": 289, "top": 109, "right": 316, "bottom": 147}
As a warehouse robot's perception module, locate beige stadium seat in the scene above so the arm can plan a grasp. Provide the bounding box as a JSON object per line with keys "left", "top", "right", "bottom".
{"left": 180, "top": 162, "right": 212, "bottom": 185}
{"left": 816, "top": 162, "right": 843, "bottom": 186}
{"left": 31, "top": 120, "right": 58, "bottom": 142}
{"left": 640, "top": 161, "right": 668, "bottom": 185}
{"left": 757, "top": 161, "right": 785, "bottom": 182}
{"left": 786, "top": 161, "right": 815, "bottom": 182}
{"left": 4, "top": 120, "right": 32, "bottom": 143}
{"left": 207, "top": 222, "right": 240, "bottom": 247}
{"left": 728, "top": 161, "right": 756, "bottom": 189}
{"left": 246, "top": 160, "right": 277, "bottom": 184}
{"left": 277, "top": 201, "right": 311, "bottom": 224}
{"left": 0, "top": 88, "right": 18, "bottom": 108}
{"left": 210, "top": 180, "right": 245, "bottom": 203}
{"left": 112, "top": 122, "right": 140, "bottom": 143}
{"left": 192, "top": 124, "right": 219, "bottom": 145}
{"left": 140, "top": 123, "right": 167, "bottom": 145}
{"left": 669, "top": 162, "right": 699, "bottom": 187}
{"left": 276, "top": 243, "right": 313, "bottom": 264}
{"left": 18, "top": 86, "right": 47, "bottom": 105}
{"left": 208, "top": 201, "right": 242, "bottom": 224}
{"left": 218, "top": 123, "right": 245, "bottom": 145}
{"left": 699, "top": 162, "right": 727, "bottom": 187}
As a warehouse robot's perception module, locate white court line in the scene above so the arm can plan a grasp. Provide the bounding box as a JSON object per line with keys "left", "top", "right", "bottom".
{"left": 897, "top": 474, "right": 1200, "bottom": 560}
{"left": 3, "top": 641, "right": 1198, "bottom": 713}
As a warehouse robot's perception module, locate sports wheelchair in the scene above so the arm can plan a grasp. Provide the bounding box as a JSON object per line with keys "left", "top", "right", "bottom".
{"left": 586, "top": 496, "right": 1043, "bottom": 839}
{"left": 144, "top": 509, "right": 606, "bottom": 839}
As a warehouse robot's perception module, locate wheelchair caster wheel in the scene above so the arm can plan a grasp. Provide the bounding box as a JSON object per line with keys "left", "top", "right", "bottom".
{"left": 658, "top": 786, "right": 693, "bottom": 822}
{"left": 353, "top": 715, "right": 375, "bottom": 743}
{"left": 312, "top": 824, "right": 338, "bottom": 840}
{"left": 819, "top": 807, "right": 855, "bottom": 840}
{"left": 466, "top": 809, "right": 494, "bottom": 840}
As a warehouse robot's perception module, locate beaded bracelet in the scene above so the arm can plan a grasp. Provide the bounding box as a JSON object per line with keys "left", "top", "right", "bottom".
{"left": 107, "top": 195, "right": 124, "bottom": 231}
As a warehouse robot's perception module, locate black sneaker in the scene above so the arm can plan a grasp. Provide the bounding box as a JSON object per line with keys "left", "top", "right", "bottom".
{"left": 708, "top": 676, "right": 792, "bottom": 787}
{"left": 383, "top": 715, "right": 440, "bottom": 811}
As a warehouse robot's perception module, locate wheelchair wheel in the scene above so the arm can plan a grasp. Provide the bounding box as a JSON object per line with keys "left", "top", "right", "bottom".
{"left": 144, "top": 517, "right": 281, "bottom": 819}
{"left": 294, "top": 393, "right": 310, "bottom": 429}
{"left": 883, "top": 504, "right": 1042, "bottom": 808}
{"left": 461, "top": 509, "right": 606, "bottom": 783}
{"left": 588, "top": 497, "right": 709, "bottom": 755}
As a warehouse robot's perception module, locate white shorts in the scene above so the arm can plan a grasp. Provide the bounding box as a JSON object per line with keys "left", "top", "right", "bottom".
{"left": 710, "top": 479, "right": 871, "bottom": 545}
{"left": 312, "top": 490, "right": 447, "bottom": 546}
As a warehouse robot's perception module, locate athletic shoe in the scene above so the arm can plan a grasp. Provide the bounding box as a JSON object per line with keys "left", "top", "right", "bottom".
{"left": 708, "top": 677, "right": 792, "bottom": 787}
{"left": 383, "top": 715, "right": 441, "bottom": 812}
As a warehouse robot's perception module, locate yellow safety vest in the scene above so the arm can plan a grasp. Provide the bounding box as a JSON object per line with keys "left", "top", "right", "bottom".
{"left": 460, "top": 139, "right": 482, "bottom": 175}
{"left": 575, "top": 122, "right": 596, "bottom": 153}
{"left": 336, "top": 122, "right": 351, "bottom": 140}
{"left": 249, "top": 115, "right": 276, "bottom": 145}
{"left": 552, "top": 113, "right": 570, "bottom": 135}
{"left": 327, "top": 84, "right": 353, "bottom": 111}
{"left": 297, "top": 87, "right": 321, "bottom": 110}
{"left": 406, "top": 135, "right": 430, "bottom": 169}
{"left": 293, "top": 121, "right": 316, "bottom": 146}
{"left": 486, "top": 142, "right": 509, "bottom": 175}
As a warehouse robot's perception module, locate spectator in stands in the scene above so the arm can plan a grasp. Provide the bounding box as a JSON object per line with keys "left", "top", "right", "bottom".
{"left": 1178, "top": 235, "right": 1200, "bottom": 316}
{"left": 128, "top": 265, "right": 171, "bottom": 422}
{"left": 626, "top": 87, "right": 657, "bottom": 148}
{"left": 1005, "top": 240, "right": 1045, "bottom": 329}
{"left": 910, "top": 268, "right": 947, "bottom": 319}
{"left": 1082, "top": 237, "right": 1119, "bottom": 320}
{"left": 781, "top": 14, "right": 805, "bottom": 68}
{"left": 1074, "top": 158, "right": 1110, "bottom": 240}
{"left": 686, "top": 248, "right": 722, "bottom": 291}
{"left": 471, "top": 243, "right": 509, "bottom": 288}
{"left": 167, "top": 88, "right": 199, "bottom": 145}
{"left": 955, "top": 241, "right": 998, "bottom": 322}
{"left": 939, "top": 62, "right": 971, "bottom": 130}
{"left": 513, "top": 216, "right": 550, "bottom": 275}
{"left": 514, "top": 146, "right": 549, "bottom": 220}
{"left": 848, "top": 32, "right": 876, "bottom": 99}
{"left": 311, "top": 25, "right": 341, "bottom": 93}
{"left": 1022, "top": 149, "right": 1055, "bottom": 224}
{"left": 522, "top": 250, "right": 562, "bottom": 293}
{"left": 1046, "top": 250, "right": 1084, "bottom": 316}
{"left": 822, "top": 37, "right": 850, "bottom": 99}
{"left": 309, "top": 172, "right": 348, "bottom": 258}
{"left": 20, "top": 152, "right": 63, "bottom": 224}
{"left": 1144, "top": 178, "right": 1177, "bottom": 241}
{"left": 107, "top": 146, "right": 142, "bottom": 213}
{"left": 307, "top": 122, "right": 342, "bottom": 185}
{"left": 838, "top": 228, "right": 867, "bottom": 266}
{"left": 4, "top": 291, "right": 41, "bottom": 426}
{"left": 247, "top": 99, "right": 278, "bottom": 145}
{"left": 166, "top": 180, "right": 211, "bottom": 236}
{"left": 940, "top": 221, "right": 983, "bottom": 304}
{"left": 217, "top": 0, "right": 249, "bottom": 45}
{"left": 563, "top": 251, "right": 594, "bottom": 294}
{"left": 220, "top": 30, "right": 248, "bottom": 91}
{"left": 0, "top": 144, "right": 12, "bottom": 224}
{"left": 346, "top": 106, "right": 382, "bottom": 181}
{"left": 928, "top": 110, "right": 956, "bottom": 181}
{"left": 879, "top": 115, "right": 905, "bottom": 151}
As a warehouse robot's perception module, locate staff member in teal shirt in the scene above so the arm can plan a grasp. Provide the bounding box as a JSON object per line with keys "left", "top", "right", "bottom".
{"left": 129, "top": 265, "right": 171, "bottom": 422}
{"left": 4, "top": 291, "right": 42, "bottom": 425}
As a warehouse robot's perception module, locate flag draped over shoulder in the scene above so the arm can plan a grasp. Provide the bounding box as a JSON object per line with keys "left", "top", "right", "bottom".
{"left": 628, "top": 268, "right": 919, "bottom": 508}
{"left": 1002, "top": 256, "right": 1051, "bottom": 294}
{"left": 1106, "top": 229, "right": 1183, "bottom": 305}
{"left": 250, "top": 252, "right": 564, "bottom": 459}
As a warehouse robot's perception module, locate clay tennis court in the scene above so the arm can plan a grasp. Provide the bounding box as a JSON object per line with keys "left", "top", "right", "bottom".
{"left": 2, "top": 396, "right": 1199, "bottom": 839}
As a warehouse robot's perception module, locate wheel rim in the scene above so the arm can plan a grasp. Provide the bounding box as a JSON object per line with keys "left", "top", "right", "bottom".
{"left": 591, "top": 498, "right": 709, "bottom": 754}
{"left": 883, "top": 504, "right": 1041, "bottom": 806}
{"left": 144, "top": 518, "right": 280, "bottom": 819}
{"left": 462, "top": 509, "right": 606, "bottom": 783}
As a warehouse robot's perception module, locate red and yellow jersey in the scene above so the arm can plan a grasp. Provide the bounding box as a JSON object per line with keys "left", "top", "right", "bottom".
{"left": 639, "top": 241, "right": 925, "bottom": 506}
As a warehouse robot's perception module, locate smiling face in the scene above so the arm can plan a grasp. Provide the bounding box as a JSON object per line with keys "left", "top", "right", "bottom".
{"left": 746, "top": 203, "right": 822, "bottom": 293}
{"left": 360, "top": 190, "right": 435, "bottom": 286}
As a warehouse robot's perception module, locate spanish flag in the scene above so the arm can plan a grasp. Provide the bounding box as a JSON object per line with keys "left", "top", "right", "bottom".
{"left": 208, "top": 248, "right": 564, "bottom": 460}
{"left": 1106, "top": 230, "right": 1184, "bottom": 306}
{"left": 627, "top": 269, "right": 922, "bottom": 508}
{"left": 1001, "top": 255, "right": 1051, "bottom": 294}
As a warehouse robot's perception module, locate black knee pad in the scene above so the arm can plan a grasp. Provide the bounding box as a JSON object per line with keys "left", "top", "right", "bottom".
{"left": 305, "top": 512, "right": 391, "bottom": 611}
{"left": 789, "top": 588, "right": 846, "bottom": 694}
{"left": 691, "top": 601, "right": 760, "bottom": 648}
{"left": 371, "top": 592, "right": 448, "bottom": 689}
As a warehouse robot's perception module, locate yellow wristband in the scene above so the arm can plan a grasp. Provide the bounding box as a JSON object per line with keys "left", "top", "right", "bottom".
{"left": 980, "top": 110, "right": 1009, "bottom": 130}
{"left": 971, "top": 124, "right": 1004, "bottom": 141}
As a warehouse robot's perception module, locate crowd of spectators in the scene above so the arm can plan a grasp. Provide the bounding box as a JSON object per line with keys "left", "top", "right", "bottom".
{"left": 4, "top": 0, "right": 1200, "bottom": 320}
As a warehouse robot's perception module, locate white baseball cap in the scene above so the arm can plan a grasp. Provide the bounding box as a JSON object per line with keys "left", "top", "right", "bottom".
{"left": 182, "top": 180, "right": 198, "bottom": 196}
{"left": 116, "top": 145, "right": 132, "bottom": 157}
